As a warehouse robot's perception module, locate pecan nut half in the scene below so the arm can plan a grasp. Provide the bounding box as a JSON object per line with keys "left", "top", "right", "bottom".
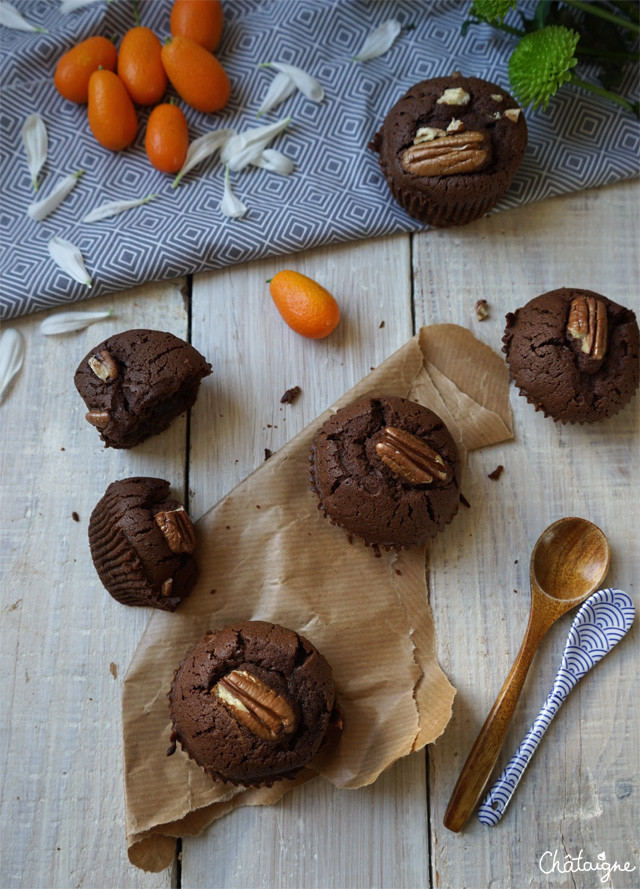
{"left": 85, "top": 410, "right": 110, "bottom": 428}
{"left": 212, "top": 670, "right": 297, "bottom": 741}
{"left": 567, "top": 295, "right": 608, "bottom": 364}
{"left": 88, "top": 349, "right": 118, "bottom": 382}
{"left": 154, "top": 506, "right": 196, "bottom": 554}
{"left": 376, "top": 426, "right": 451, "bottom": 486}
{"left": 401, "top": 130, "right": 492, "bottom": 177}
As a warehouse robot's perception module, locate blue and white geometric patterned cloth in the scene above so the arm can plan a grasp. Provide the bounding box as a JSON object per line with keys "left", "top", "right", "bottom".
{"left": 1, "top": 0, "right": 638, "bottom": 319}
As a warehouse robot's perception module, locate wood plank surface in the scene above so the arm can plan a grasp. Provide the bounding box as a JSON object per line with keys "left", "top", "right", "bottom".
{"left": 416, "top": 181, "right": 640, "bottom": 889}
{"left": 1, "top": 181, "right": 638, "bottom": 889}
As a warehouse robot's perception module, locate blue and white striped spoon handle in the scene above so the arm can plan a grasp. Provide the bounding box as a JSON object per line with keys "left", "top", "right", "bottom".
{"left": 478, "top": 588, "right": 634, "bottom": 827}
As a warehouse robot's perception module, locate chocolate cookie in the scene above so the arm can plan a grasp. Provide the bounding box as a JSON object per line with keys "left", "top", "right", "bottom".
{"left": 89, "top": 477, "right": 197, "bottom": 611}
{"left": 74, "top": 329, "right": 212, "bottom": 448}
{"left": 309, "top": 395, "right": 461, "bottom": 550}
{"left": 369, "top": 73, "right": 527, "bottom": 227}
{"left": 168, "top": 621, "right": 336, "bottom": 786}
{"left": 503, "top": 288, "right": 639, "bottom": 424}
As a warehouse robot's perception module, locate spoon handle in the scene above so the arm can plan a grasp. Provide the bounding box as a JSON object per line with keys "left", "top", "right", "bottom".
{"left": 478, "top": 588, "right": 634, "bottom": 826}
{"left": 477, "top": 675, "right": 574, "bottom": 826}
{"left": 443, "top": 605, "right": 553, "bottom": 833}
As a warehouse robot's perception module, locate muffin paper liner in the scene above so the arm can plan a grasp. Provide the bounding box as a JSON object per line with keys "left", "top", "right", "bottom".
{"left": 122, "top": 324, "right": 513, "bottom": 871}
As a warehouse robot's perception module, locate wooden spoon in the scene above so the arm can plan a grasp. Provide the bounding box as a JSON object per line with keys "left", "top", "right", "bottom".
{"left": 443, "top": 517, "right": 610, "bottom": 833}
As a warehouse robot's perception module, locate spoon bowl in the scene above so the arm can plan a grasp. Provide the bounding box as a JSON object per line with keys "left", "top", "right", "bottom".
{"left": 531, "top": 517, "right": 610, "bottom": 602}
{"left": 443, "top": 517, "right": 610, "bottom": 833}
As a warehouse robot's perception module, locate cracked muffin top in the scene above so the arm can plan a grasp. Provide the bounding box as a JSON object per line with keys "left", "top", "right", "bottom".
{"left": 74, "top": 328, "right": 211, "bottom": 448}
{"left": 309, "top": 395, "right": 461, "bottom": 550}
{"left": 168, "top": 621, "right": 336, "bottom": 787}
{"left": 503, "top": 288, "right": 639, "bottom": 424}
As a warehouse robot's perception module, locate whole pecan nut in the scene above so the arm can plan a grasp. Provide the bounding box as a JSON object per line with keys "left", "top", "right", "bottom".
{"left": 567, "top": 295, "right": 608, "bottom": 364}
{"left": 154, "top": 506, "right": 196, "bottom": 554}
{"left": 212, "top": 670, "right": 297, "bottom": 741}
{"left": 401, "top": 130, "right": 492, "bottom": 177}
{"left": 376, "top": 426, "right": 451, "bottom": 486}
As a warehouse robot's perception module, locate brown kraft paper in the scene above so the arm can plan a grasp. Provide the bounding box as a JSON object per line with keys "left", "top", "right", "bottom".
{"left": 122, "top": 324, "right": 513, "bottom": 871}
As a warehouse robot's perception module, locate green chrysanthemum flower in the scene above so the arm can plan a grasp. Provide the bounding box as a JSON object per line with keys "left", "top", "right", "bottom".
{"left": 470, "top": 0, "right": 517, "bottom": 24}
{"left": 508, "top": 25, "right": 579, "bottom": 110}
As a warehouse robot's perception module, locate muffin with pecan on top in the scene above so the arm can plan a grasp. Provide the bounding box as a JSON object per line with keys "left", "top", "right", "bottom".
{"left": 369, "top": 73, "right": 527, "bottom": 227}
{"left": 309, "top": 395, "right": 461, "bottom": 550}
{"left": 503, "top": 288, "right": 640, "bottom": 423}
{"left": 168, "top": 621, "right": 337, "bottom": 787}
{"left": 89, "top": 477, "right": 198, "bottom": 610}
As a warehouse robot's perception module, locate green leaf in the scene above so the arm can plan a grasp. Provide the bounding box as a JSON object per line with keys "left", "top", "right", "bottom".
{"left": 533, "top": 0, "right": 553, "bottom": 29}
{"left": 469, "top": 0, "right": 517, "bottom": 24}
{"left": 508, "top": 25, "right": 579, "bottom": 109}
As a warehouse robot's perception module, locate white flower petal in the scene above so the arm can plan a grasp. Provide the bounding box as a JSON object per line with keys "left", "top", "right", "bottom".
{"left": 27, "top": 170, "right": 84, "bottom": 222}
{"left": 82, "top": 193, "right": 157, "bottom": 223}
{"left": 220, "top": 166, "right": 247, "bottom": 218}
{"left": 227, "top": 140, "right": 269, "bottom": 172}
{"left": 0, "top": 1, "right": 45, "bottom": 31}
{"left": 0, "top": 329, "right": 25, "bottom": 404}
{"left": 172, "top": 128, "right": 236, "bottom": 187}
{"left": 261, "top": 62, "right": 324, "bottom": 103}
{"left": 48, "top": 236, "right": 91, "bottom": 287}
{"left": 39, "top": 308, "right": 113, "bottom": 335}
{"left": 255, "top": 148, "right": 294, "bottom": 175}
{"left": 21, "top": 114, "right": 47, "bottom": 191}
{"left": 257, "top": 71, "right": 297, "bottom": 118}
{"left": 220, "top": 117, "right": 290, "bottom": 164}
{"left": 353, "top": 19, "right": 402, "bottom": 62}
{"left": 59, "top": 0, "right": 102, "bottom": 12}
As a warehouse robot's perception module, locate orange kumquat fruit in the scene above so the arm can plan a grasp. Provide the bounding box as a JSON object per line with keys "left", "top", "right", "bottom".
{"left": 269, "top": 270, "right": 341, "bottom": 339}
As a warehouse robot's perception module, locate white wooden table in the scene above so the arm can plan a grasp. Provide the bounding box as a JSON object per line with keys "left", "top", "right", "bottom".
{"left": 2, "top": 180, "right": 638, "bottom": 889}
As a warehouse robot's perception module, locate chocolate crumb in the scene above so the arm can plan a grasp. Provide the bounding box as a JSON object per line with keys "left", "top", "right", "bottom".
{"left": 379, "top": 321, "right": 385, "bottom": 328}
{"left": 256, "top": 504, "right": 261, "bottom": 509}
{"left": 264, "top": 448, "right": 273, "bottom": 460}
{"left": 395, "top": 569, "right": 402, "bottom": 576}
{"left": 72, "top": 511, "right": 80, "bottom": 522}
{"left": 280, "top": 386, "right": 301, "bottom": 404}
{"left": 210, "top": 589, "right": 216, "bottom": 595}
{"left": 460, "top": 493, "right": 471, "bottom": 508}
{"left": 488, "top": 465, "right": 504, "bottom": 481}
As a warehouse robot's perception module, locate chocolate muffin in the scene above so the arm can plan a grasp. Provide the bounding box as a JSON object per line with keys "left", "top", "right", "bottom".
{"left": 74, "top": 329, "right": 211, "bottom": 448}
{"left": 309, "top": 395, "right": 461, "bottom": 550}
{"left": 503, "top": 288, "right": 640, "bottom": 424}
{"left": 369, "top": 73, "right": 527, "bottom": 227}
{"left": 168, "top": 621, "right": 336, "bottom": 786}
{"left": 89, "top": 477, "right": 197, "bottom": 611}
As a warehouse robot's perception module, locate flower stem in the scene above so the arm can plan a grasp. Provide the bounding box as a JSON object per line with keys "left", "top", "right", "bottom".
{"left": 470, "top": 16, "right": 526, "bottom": 36}
{"left": 562, "top": 0, "right": 640, "bottom": 35}
{"left": 576, "top": 47, "right": 639, "bottom": 62}
{"left": 570, "top": 74, "right": 639, "bottom": 115}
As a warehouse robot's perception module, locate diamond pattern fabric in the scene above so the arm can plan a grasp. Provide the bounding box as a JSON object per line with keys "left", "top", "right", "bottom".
{"left": 1, "top": 0, "right": 638, "bottom": 318}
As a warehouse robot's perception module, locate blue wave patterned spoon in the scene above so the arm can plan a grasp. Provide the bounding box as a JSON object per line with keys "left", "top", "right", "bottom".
{"left": 478, "top": 588, "right": 634, "bottom": 827}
